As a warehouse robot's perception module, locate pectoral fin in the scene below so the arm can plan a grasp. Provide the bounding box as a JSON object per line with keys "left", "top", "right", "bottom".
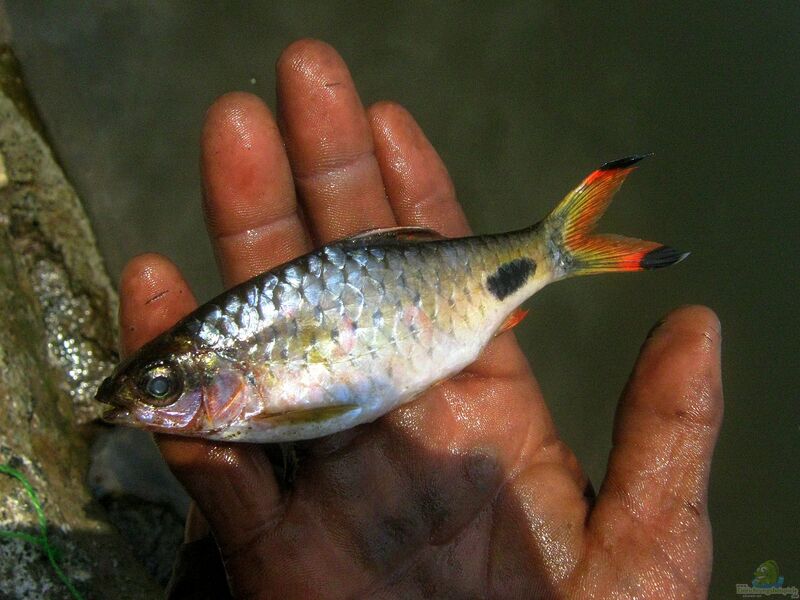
{"left": 253, "top": 403, "right": 360, "bottom": 426}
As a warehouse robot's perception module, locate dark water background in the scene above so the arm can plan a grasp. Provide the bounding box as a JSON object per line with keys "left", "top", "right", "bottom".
{"left": 6, "top": 2, "right": 798, "bottom": 595}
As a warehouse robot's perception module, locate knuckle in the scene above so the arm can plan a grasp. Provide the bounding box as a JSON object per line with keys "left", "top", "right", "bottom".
{"left": 294, "top": 149, "right": 376, "bottom": 186}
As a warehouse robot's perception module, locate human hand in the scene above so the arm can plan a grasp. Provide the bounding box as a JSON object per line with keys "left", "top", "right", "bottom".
{"left": 118, "top": 40, "right": 723, "bottom": 599}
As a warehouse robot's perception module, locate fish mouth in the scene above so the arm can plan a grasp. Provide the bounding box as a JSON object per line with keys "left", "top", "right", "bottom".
{"left": 102, "top": 407, "right": 132, "bottom": 424}
{"left": 95, "top": 376, "right": 117, "bottom": 405}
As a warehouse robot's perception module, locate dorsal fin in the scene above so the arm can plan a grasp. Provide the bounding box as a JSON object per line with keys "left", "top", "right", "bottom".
{"left": 344, "top": 226, "right": 446, "bottom": 244}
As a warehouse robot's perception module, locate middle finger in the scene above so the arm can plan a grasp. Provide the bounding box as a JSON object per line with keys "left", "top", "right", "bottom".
{"left": 277, "top": 39, "right": 396, "bottom": 243}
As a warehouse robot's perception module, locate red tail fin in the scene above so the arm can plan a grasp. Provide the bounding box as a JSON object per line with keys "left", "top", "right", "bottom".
{"left": 546, "top": 155, "right": 688, "bottom": 276}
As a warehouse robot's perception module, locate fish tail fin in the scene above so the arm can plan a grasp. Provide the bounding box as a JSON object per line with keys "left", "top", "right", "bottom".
{"left": 544, "top": 154, "right": 689, "bottom": 277}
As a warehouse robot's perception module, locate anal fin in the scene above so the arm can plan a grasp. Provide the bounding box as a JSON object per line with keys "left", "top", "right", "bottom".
{"left": 495, "top": 308, "right": 529, "bottom": 336}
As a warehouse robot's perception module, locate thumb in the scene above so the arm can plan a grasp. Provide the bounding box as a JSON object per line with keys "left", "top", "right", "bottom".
{"left": 590, "top": 306, "right": 723, "bottom": 589}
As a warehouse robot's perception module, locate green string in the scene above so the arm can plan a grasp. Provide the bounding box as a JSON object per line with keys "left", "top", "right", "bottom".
{"left": 0, "top": 463, "right": 85, "bottom": 600}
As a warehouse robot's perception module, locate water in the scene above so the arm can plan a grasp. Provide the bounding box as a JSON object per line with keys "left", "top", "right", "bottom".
{"left": 7, "top": 2, "right": 799, "bottom": 595}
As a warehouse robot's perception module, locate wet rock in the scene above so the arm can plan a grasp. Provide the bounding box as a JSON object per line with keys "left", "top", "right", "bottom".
{"left": 0, "top": 49, "right": 117, "bottom": 427}
{"left": 0, "top": 43, "right": 165, "bottom": 599}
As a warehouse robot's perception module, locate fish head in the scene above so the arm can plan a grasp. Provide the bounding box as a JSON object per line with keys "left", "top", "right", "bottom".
{"left": 95, "top": 332, "right": 248, "bottom": 436}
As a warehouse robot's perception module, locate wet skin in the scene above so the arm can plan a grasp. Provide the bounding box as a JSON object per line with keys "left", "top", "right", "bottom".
{"left": 119, "top": 39, "right": 723, "bottom": 599}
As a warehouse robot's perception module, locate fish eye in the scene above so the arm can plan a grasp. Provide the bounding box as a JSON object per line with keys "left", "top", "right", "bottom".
{"left": 139, "top": 364, "right": 181, "bottom": 406}
{"left": 147, "top": 375, "right": 171, "bottom": 397}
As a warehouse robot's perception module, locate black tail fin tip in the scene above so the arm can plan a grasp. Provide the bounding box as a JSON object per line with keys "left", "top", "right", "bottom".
{"left": 640, "top": 246, "right": 690, "bottom": 270}
{"left": 600, "top": 153, "right": 654, "bottom": 171}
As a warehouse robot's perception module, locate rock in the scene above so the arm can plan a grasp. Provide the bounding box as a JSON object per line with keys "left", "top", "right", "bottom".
{"left": 88, "top": 428, "right": 190, "bottom": 518}
{"left": 99, "top": 494, "right": 185, "bottom": 588}
{"left": 0, "top": 43, "right": 166, "bottom": 599}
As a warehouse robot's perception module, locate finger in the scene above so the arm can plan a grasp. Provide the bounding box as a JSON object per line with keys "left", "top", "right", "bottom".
{"left": 119, "top": 253, "right": 197, "bottom": 357}
{"left": 368, "top": 101, "right": 470, "bottom": 237}
{"left": 592, "top": 305, "right": 723, "bottom": 532}
{"left": 118, "top": 254, "right": 282, "bottom": 562}
{"left": 202, "top": 92, "right": 311, "bottom": 286}
{"left": 276, "top": 39, "right": 396, "bottom": 243}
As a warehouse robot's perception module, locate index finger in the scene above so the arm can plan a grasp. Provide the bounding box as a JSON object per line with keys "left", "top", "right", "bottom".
{"left": 119, "top": 253, "right": 197, "bottom": 357}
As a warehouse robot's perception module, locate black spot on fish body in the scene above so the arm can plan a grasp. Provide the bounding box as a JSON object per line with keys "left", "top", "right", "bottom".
{"left": 486, "top": 258, "right": 536, "bottom": 300}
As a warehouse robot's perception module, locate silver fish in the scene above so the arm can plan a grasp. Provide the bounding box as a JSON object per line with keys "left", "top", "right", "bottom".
{"left": 96, "top": 156, "right": 687, "bottom": 442}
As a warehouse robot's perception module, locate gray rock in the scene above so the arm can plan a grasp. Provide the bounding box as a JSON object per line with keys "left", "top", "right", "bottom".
{"left": 89, "top": 428, "right": 190, "bottom": 518}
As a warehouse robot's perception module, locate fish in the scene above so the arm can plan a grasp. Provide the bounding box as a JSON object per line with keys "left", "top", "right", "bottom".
{"left": 95, "top": 155, "right": 688, "bottom": 443}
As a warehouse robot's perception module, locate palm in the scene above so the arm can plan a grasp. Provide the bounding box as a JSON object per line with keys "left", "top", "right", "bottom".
{"left": 118, "top": 40, "right": 722, "bottom": 599}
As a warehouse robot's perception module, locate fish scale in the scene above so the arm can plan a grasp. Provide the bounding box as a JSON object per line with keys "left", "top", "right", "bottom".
{"left": 187, "top": 237, "right": 520, "bottom": 415}
{"left": 97, "top": 156, "right": 689, "bottom": 442}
